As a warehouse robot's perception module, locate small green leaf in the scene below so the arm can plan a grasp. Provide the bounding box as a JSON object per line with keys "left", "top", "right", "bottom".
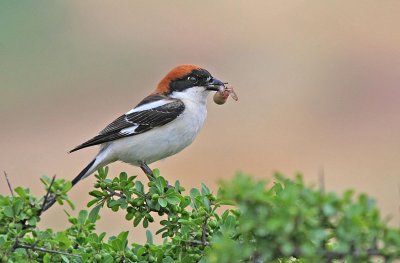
{"left": 117, "top": 231, "right": 129, "bottom": 246}
{"left": 61, "top": 255, "right": 70, "bottom": 263}
{"left": 13, "top": 199, "right": 23, "bottom": 215}
{"left": 14, "top": 187, "right": 27, "bottom": 198}
{"left": 166, "top": 196, "right": 181, "bottom": 205}
{"left": 158, "top": 198, "right": 168, "bottom": 207}
{"left": 66, "top": 199, "right": 75, "bottom": 210}
{"left": 162, "top": 257, "right": 174, "bottom": 263}
{"left": 62, "top": 181, "right": 72, "bottom": 193}
{"left": 78, "top": 210, "right": 88, "bottom": 224}
{"left": 3, "top": 207, "right": 14, "bottom": 218}
{"left": 28, "top": 216, "right": 37, "bottom": 226}
{"left": 175, "top": 180, "right": 181, "bottom": 191}
{"left": 89, "top": 190, "right": 104, "bottom": 198}
{"left": 133, "top": 214, "right": 143, "bottom": 227}
{"left": 101, "top": 254, "right": 113, "bottom": 263}
{"left": 87, "top": 199, "right": 99, "bottom": 208}
{"left": 88, "top": 204, "right": 102, "bottom": 223}
{"left": 201, "top": 183, "right": 210, "bottom": 195}
{"left": 202, "top": 196, "right": 210, "bottom": 211}
{"left": 125, "top": 212, "right": 134, "bottom": 221}
{"left": 146, "top": 230, "right": 153, "bottom": 244}
{"left": 135, "top": 181, "right": 144, "bottom": 193}
{"left": 119, "top": 172, "right": 128, "bottom": 181}
{"left": 152, "top": 168, "right": 160, "bottom": 177}
{"left": 156, "top": 177, "right": 167, "bottom": 193}
{"left": 43, "top": 253, "right": 51, "bottom": 263}
{"left": 190, "top": 188, "right": 201, "bottom": 200}
{"left": 143, "top": 218, "right": 149, "bottom": 228}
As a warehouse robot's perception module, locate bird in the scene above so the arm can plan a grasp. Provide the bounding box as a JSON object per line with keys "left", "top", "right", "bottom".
{"left": 69, "top": 64, "right": 226, "bottom": 186}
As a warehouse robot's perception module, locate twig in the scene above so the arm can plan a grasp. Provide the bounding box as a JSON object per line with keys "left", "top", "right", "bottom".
{"left": 40, "top": 175, "right": 56, "bottom": 214}
{"left": 187, "top": 240, "right": 210, "bottom": 246}
{"left": 15, "top": 242, "right": 79, "bottom": 257}
{"left": 105, "top": 188, "right": 125, "bottom": 199}
{"left": 4, "top": 171, "right": 14, "bottom": 197}
{"left": 201, "top": 216, "right": 209, "bottom": 245}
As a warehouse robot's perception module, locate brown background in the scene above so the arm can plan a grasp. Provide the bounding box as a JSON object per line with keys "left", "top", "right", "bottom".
{"left": 1, "top": 1, "right": 400, "bottom": 242}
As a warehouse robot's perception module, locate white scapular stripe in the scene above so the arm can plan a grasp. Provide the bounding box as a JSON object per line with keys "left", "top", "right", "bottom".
{"left": 126, "top": 99, "right": 170, "bottom": 114}
{"left": 120, "top": 126, "right": 138, "bottom": 135}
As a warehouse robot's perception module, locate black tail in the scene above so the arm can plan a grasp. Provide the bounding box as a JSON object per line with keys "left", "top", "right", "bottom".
{"left": 71, "top": 159, "right": 96, "bottom": 186}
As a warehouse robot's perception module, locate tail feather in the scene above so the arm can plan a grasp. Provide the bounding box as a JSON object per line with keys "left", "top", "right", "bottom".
{"left": 71, "top": 159, "right": 97, "bottom": 186}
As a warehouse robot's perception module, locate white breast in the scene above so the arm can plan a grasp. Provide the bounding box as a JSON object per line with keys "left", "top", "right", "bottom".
{"left": 106, "top": 87, "right": 209, "bottom": 166}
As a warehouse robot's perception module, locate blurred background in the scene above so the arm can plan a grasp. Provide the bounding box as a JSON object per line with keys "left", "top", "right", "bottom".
{"left": 1, "top": 1, "right": 400, "bottom": 242}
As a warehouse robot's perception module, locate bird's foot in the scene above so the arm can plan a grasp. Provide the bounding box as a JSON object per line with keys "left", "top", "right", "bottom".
{"left": 41, "top": 195, "right": 57, "bottom": 213}
{"left": 140, "top": 162, "right": 155, "bottom": 181}
{"left": 139, "top": 162, "right": 175, "bottom": 190}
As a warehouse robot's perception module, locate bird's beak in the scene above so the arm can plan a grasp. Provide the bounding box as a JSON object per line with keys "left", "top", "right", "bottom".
{"left": 206, "top": 78, "right": 225, "bottom": 92}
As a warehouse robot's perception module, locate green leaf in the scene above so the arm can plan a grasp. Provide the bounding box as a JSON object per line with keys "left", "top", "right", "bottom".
{"left": 166, "top": 195, "right": 181, "bottom": 205}
{"left": 201, "top": 183, "right": 210, "bottom": 195}
{"left": 66, "top": 199, "right": 75, "bottom": 210}
{"left": 62, "top": 181, "right": 72, "bottom": 193}
{"left": 87, "top": 199, "right": 99, "bottom": 208}
{"left": 78, "top": 210, "right": 88, "bottom": 224}
{"left": 162, "top": 257, "right": 174, "bottom": 263}
{"left": 143, "top": 218, "right": 149, "bottom": 228}
{"left": 175, "top": 180, "right": 181, "bottom": 191}
{"left": 61, "top": 255, "right": 70, "bottom": 263}
{"left": 156, "top": 176, "right": 167, "bottom": 193}
{"left": 125, "top": 212, "right": 134, "bottom": 221}
{"left": 152, "top": 168, "right": 160, "bottom": 177}
{"left": 119, "top": 172, "right": 128, "bottom": 181}
{"left": 146, "top": 230, "right": 153, "bottom": 244}
{"left": 13, "top": 199, "right": 24, "bottom": 215}
{"left": 135, "top": 181, "right": 144, "bottom": 193}
{"left": 89, "top": 190, "right": 104, "bottom": 198}
{"left": 14, "top": 187, "right": 27, "bottom": 198}
{"left": 101, "top": 254, "right": 113, "bottom": 263}
{"left": 158, "top": 198, "right": 168, "bottom": 208}
{"left": 202, "top": 196, "right": 211, "bottom": 211}
{"left": 117, "top": 231, "right": 129, "bottom": 247}
{"left": 137, "top": 247, "right": 146, "bottom": 257}
{"left": 133, "top": 214, "right": 143, "bottom": 227}
{"left": 181, "top": 196, "right": 191, "bottom": 208}
{"left": 111, "top": 238, "right": 123, "bottom": 251}
{"left": 28, "top": 216, "right": 37, "bottom": 226}
{"left": 40, "top": 175, "right": 52, "bottom": 185}
{"left": 178, "top": 219, "right": 191, "bottom": 224}
{"left": 88, "top": 204, "right": 102, "bottom": 223}
{"left": 190, "top": 188, "right": 200, "bottom": 199}
{"left": 43, "top": 253, "right": 51, "bottom": 263}
{"left": 3, "top": 207, "right": 14, "bottom": 218}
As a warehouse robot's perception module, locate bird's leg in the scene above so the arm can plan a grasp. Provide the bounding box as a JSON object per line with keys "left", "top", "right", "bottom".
{"left": 139, "top": 162, "right": 175, "bottom": 190}
{"left": 140, "top": 162, "right": 155, "bottom": 181}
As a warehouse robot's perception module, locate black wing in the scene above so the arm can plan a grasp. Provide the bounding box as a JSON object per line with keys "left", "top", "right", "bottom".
{"left": 70, "top": 97, "right": 185, "bottom": 153}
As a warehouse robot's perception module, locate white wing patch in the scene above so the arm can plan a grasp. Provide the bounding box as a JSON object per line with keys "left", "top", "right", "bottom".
{"left": 126, "top": 99, "right": 171, "bottom": 114}
{"left": 119, "top": 126, "right": 138, "bottom": 135}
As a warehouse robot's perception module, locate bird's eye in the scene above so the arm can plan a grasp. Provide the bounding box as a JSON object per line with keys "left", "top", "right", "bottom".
{"left": 188, "top": 76, "right": 197, "bottom": 83}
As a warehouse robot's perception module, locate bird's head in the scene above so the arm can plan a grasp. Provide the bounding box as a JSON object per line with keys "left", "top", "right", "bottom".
{"left": 155, "top": 64, "right": 225, "bottom": 103}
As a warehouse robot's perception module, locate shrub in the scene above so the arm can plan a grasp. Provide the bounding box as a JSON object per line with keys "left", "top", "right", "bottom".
{"left": 1, "top": 168, "right": 399, "bottom": 262}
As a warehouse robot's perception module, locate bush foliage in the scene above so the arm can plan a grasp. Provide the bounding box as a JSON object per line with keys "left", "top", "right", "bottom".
{"left": 1, "top": 168, "right": 400, "bottom": 262}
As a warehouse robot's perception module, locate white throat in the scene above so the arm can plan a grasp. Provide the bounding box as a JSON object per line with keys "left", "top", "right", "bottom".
{"left": 170, "top": 86, "right": 210, "bottom": 105}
